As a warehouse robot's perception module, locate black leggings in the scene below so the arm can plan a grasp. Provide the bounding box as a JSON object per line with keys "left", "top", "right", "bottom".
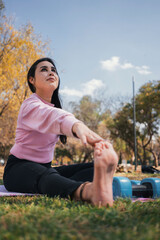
{"left": 3, "top": 155, "right": 94, "bottom": 198}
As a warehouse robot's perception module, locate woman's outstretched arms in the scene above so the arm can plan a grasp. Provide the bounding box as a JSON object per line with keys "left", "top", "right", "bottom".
{"left": 72, "top": 122, "right": 103, "bottom": 147}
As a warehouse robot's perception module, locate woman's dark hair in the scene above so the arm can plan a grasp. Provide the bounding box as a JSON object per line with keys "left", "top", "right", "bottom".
{"left": 27, "top": 57, "right": 67, "bottom": 144}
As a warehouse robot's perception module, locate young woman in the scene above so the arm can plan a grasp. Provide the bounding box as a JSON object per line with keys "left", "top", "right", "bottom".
{"left": 3, "top": 58, "right": 118, "bottom": 207}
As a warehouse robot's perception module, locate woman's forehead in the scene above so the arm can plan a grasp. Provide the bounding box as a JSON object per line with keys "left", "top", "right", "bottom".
{"left": 37, "top": 61, "right": 54, "bottom": 68}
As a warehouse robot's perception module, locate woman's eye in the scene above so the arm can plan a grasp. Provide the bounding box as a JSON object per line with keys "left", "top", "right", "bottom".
{"left": 52, "top": 68, "right": 56, "bottom": 73}
{"left": 41, "top": 68, "right": 47, "bottom": 71}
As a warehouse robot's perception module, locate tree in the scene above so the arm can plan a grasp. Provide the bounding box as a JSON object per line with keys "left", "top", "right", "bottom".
{"left": 147, "top": 136, "right": 160, "bottom": 167}
{"left": 108, "top": 103, "right": 137, "bottom": 160}
{"left": 0, "top": 0, "right": 4, "bottom": 13}
{"left": 133, "top": 82, "right": 158, "bottom": 164}
{"left": 0, "top": 15, "right": 49, "bottom": 159}
{"left": 68, "top": 95, "right": 119, "bottom": 163}
{"left": 54, "top": 146, "right": 72, "bottom": 165}
{"left": 136, "top": 81, "right": 160, "bottom": 165}
{"left": 108, "top": 80, "right": 160, "bottom": 166}
{"left": 71, "top": 95, "right": 102, "bottom": 132}
{"left": 69, "top": 95, "right": 103, "bottom": 162}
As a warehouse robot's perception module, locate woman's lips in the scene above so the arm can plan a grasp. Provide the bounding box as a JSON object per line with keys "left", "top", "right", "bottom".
{"left": 47, "top": 78, "right": 55, "bottom": 82}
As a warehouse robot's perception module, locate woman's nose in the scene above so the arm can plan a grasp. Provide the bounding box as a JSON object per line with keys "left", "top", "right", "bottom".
{"left": 49, "top": 71, "right": 54, "bottom": 76}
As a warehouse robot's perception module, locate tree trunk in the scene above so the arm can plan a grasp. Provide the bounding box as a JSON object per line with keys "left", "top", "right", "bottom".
{"left": 142, "top": 146, "right": 147, "bottom": 165}
{"left": 154, "top": 155, "right": 158, "bottom": 167}
{"left": 146, "top": 148, "right": 159, "bottom": 167}
{"left": 82, "top": 151, "right": 92, "bottom": 163}
{"left": 119, "top": 151, "right": 122, "bottom": 164}
{"left": 60, "top": 157, "right": 63, "bottom": 165}
{"left": 82, "top": 153, "right": 90, "bottom": 163}
{"left": 131, "top": 153, "right": 134, "bottom": 165}
{"left": 151, "top": 150, "right": 158, "bottom": 167}
{"left": 137, "top": 152, "right": 142, "bottom": 165}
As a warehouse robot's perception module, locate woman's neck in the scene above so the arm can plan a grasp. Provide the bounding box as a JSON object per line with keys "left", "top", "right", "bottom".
{"left": 35, "top": 92, "right": 52, "bottom": 103}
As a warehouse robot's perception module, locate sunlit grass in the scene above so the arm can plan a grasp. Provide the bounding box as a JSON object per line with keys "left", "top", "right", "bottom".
{"left": 0, "top": 166, "right": 160, "bottom": 239}
{"left": 114, "top": 171, "right": 160, "bottom": 180}
{"left": 0, "top": 195, "right": 160, "bottom": 240}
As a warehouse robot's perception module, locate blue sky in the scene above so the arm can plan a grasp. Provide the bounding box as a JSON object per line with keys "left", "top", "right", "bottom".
{"left": 4, "top": 0, "right": 160, "bottom": 103}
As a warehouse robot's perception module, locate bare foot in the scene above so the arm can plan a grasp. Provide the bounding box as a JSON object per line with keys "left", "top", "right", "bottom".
{"left": 81, "top": 141, "right": 118, "bottom": 207}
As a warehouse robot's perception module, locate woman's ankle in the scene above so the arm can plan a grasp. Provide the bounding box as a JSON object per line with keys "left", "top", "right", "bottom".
{"left": 72, "top": 182, "right": 92, "bottom": 202}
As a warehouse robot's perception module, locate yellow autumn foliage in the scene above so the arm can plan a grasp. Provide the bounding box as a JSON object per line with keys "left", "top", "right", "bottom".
{"left": 0, "top": 15, "right": 49, "bottom": 151}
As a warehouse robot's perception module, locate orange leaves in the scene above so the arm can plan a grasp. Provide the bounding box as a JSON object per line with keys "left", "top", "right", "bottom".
{"left": 0, "top": 15, "right": 49, "bottom": 148}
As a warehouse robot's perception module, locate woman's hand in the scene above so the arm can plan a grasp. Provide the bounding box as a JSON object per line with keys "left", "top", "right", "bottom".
{"left": 72, "top": 122, "right": 103, "bottom": 147}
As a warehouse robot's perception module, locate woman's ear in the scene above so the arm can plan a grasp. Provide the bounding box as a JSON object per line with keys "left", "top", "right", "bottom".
{"left": 29, "top": 77, "right": 35, "bottom": 84}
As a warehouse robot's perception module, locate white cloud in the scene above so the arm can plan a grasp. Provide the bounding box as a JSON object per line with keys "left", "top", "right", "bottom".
{"left": 60, "top": 87, "right": 83, "bottom": 97}
{"left": 83, "top": 79, "right": 104, "bottom": 95}
{"left": 121, "top": 63, "right": 134, "bottom": 69}
{"left": 100, "top": 56, "right": 152, "bottom": 75}
{"left": 101, "top": 56, "right": 120, "bottom": 71}
{"left": 135, "top": 66, "right": 152, "bottom": 75}
{"left": 60, "top": 79, "right": 104, "bottom": 97}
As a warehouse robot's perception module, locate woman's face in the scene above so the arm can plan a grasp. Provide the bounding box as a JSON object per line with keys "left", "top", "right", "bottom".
{"left": 29, "top": 61, "right": 59, "bottom": 95}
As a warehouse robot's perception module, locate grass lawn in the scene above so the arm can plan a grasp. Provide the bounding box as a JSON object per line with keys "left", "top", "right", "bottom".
{"left": 0, "top": 166, "right": 160, "bottom": 240}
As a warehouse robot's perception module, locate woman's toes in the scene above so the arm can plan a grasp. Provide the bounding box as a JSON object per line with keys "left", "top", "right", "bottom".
{"left": 94, "top": 148, "right": 102, "bottom": 157}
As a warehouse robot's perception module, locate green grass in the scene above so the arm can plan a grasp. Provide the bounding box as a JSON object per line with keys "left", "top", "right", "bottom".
{"left": 0, "top": 195, "right": 160, "bottom": 240}
{"left": 0, "top": 174, "right": 160, "bottom": 240}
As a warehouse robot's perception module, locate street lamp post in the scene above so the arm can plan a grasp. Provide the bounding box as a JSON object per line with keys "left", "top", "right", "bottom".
{"left": 132, "top": 76, "right": 138, "bottom": 171}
